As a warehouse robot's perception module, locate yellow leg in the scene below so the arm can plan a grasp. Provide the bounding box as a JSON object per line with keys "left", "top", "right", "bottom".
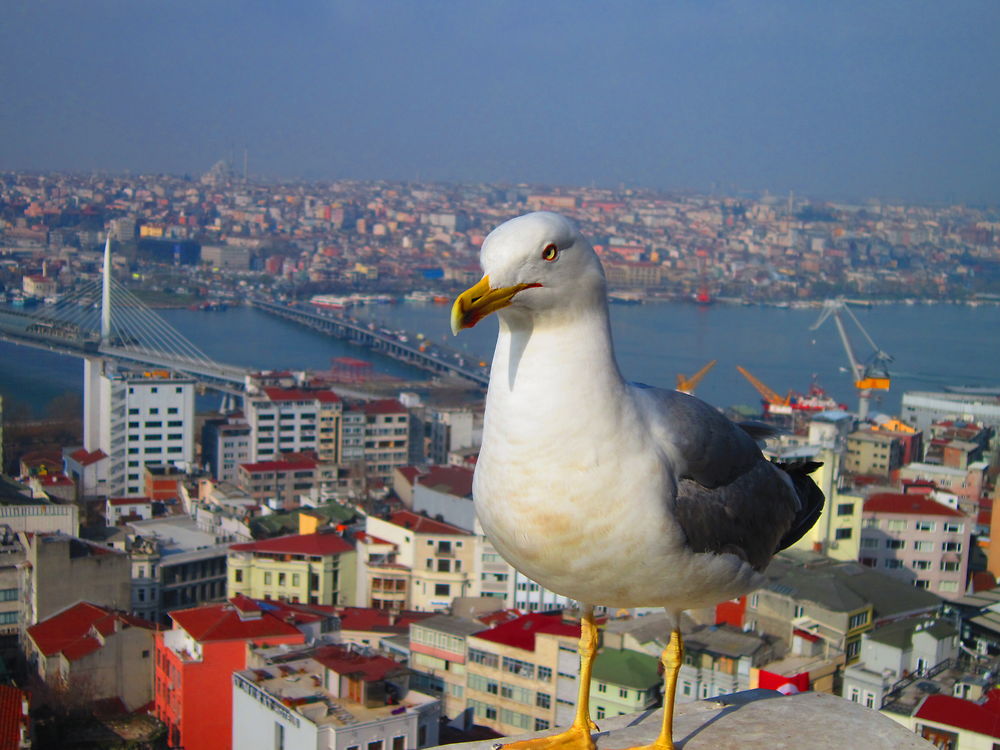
{"left": 500, "top": 606, "right": 598, "bottom": 750}
{"left": 613, "top": 628, "right": 683, "bottom": 750}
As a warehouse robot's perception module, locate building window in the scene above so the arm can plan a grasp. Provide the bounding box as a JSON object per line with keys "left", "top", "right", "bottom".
{"left": 885, "top": 539, "right": 905, "bottom": 550}
{"left": 596, "top": 707, "right": 605, "bottom": 720}
{"left": 887, "top": 519, "right": 906, "bottom": 531}
{"left": 943, "top": 522, "right": 964, "bottom": 533}
{"left": 619, "top": 688, "right": 629, "bottom": 698}
{"left": 434, "top": 583, "right": 450, "bottom": 597}
{"left": 367, "top": 742, "right": 383, "bottom": 750}
{"left": 914, "top": 580, "right": 930, "bottom": 589}
{"left": 537, "top": 666, "right": 552, "bottom": 681}
{"left": 848, "top": 611, "right": 869, "bottom": 629}
{"left": 264, "top": 572, "right": 272, "bottom": 585}
{"left": 535, "top": 719, "right": 550, "bottom": 732}
{"left": 914, "top": 520, "right": 935, "bottom": 532}
{"left": 234, "top": 570, "right": 243, "bottom": 583}
{"left": 793, "top": 605, "right": 805, "bottom": 618}
{"left": 597, "top": 683, "right": 607, "bottom": 693}
{"left": 837, "top": 503, "right": 854, "bottom": 516}
{"left": 940, "top": 561, "right": 961, "bottom": 572}
{"left": 914, "top": 541, "right": 934, "bottom": 552}
{"left": 274, "top": 722, "right": 285, "bottom": 750}
{"left": 860, "top": 538, "right": 879, "bottom": 549}
{"left": 942, "top": 541, "right": 963, "bottom": 552}
{"left": 835, "top": 528, "right": 852, "bottom": 540}
{"left": 536, "top": 692, "right": 551, "bottom": 709}
{"left": 849, "top": 687, "right": 860, "bottom": 703}
{"left": 864, "top": 691, "right": 875, "bottom": 708}
{"left": 392, "top": 737, "right": 405, "bottom": 750}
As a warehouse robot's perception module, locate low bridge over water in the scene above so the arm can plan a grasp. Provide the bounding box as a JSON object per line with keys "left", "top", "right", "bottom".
{"left": 248, "top": 298, "right": 489, "bottom": 387}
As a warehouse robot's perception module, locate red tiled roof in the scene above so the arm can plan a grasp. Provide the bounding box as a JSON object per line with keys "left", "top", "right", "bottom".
{"left": 27, "top": 602, "right": 155, "bottom": 661}
{"left": 363, "top": 399, "right": 406, "bottom": 415}
{"left": 230, "top": 531, "right": 353, "bottom": 556}
{"left": 473, "top": 612, "right": 581, "bottom": 652}
{"left": 353, "top": 531, "right": 394, "bottom": 546}
{"left": 262, "top": 387, "right": 340, "bottom": 403}
{"left": 0, "top": 685, "right": 26, "bottom": 750}
{"left": 915, "top": 693, "right": 1000, "bottom": 738}
{"left": 169, "top": 600, "right": 305, "bottom": 642}
{"left": 864, "top": 493, "right": 964, "bottom": 517}
{"left": 334, "top": 606, "right": 433, "bottom": 633}
{"left": 240, "top": 459, "right": 316, "bottom": 473}
{"left": 108, "top": 496, "right": 152, "bottom": 506}
{"left": 388, "top": 510, "right": 470, "bottom": 536}
{"left": 396, "top": 466, "right": 421, "bottom": 484}
{"left": 68, "top": 448, "right": 108, "bottom": 466}
{"left": 39, "top": 473, "right": 74, "bottom": 486}
{"left": 417, "top": 466, "right": 474, "bottom": 498}
{"left": 312, "top": 643, "right": 407, "bottom": 682}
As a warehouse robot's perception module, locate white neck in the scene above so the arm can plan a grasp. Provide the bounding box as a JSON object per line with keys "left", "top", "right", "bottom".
{"left": 484, "top": 304, "right": 626, "bottom": 434}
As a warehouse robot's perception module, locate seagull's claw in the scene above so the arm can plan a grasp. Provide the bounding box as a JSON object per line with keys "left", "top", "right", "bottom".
{"left": 498, "top": 723, "right": 596, "bottom": 750}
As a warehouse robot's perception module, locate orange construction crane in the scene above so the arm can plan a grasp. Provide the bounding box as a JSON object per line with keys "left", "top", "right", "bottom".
{"left": 736, "top": 366, "right": 794, "bottom": 415}
{"left": 676, "top": 359, "right": 717, "bottom": 395}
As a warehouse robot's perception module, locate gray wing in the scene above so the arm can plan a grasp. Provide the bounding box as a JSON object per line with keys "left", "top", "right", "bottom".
{"left": 635, "top": 386, "right": 821, "bottom": 571}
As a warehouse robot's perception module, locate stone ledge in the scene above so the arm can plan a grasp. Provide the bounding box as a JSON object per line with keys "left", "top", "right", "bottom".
{"left": 444, "top": 690, "right": 934, "bottom": 749}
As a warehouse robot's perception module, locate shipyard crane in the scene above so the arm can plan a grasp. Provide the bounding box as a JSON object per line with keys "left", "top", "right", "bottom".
{"left": 811, "top": 298, "right": 892, "bottom": 419}
{"left": 676, "top": 359, "right": 717, "bottom": 395}
{"left": 736, "top": 366, "right": 794, "bottom": 415}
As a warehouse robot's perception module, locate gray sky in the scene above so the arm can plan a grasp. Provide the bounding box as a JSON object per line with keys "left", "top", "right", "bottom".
{"left": 2, "top": 1, "right": 998, "bottom": 204}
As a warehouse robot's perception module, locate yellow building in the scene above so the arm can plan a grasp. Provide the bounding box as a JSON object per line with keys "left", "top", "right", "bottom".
{"left": 785, "top": 450, "right": 863, "bottom": 561}
{"left": 363, "top": 511, "right": 475, "bottom": 611}
{"left": 465, "top": 611, "right": 583, "bottom": 735}
{"left": 227, "top": 517, "right": 357, "bottom": 606}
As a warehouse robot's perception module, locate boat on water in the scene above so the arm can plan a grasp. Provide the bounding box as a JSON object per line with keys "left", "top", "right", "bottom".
{"left": 944, "top": 385, "right": 1000, "bottom": 396}
{"left": 310, "top": 294, "right": 353, "bottom": 310}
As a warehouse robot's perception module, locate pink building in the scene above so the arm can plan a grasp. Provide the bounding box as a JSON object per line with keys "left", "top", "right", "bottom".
{"left": 860, "top": 493, "right": 972, "bottom": 600}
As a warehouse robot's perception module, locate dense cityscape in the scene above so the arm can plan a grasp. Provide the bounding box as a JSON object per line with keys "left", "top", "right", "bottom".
{"left": 0, "top": 166, "right": 999, "bottom": 749}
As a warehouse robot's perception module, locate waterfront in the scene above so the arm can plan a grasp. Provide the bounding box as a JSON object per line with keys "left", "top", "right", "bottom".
{"left": 2, "top": 300, "right": 999, "bottom": 418}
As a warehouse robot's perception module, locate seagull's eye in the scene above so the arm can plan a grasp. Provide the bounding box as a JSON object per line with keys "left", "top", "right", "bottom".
{"left": 541, "top": 243, "right": 559, "bottom": 262}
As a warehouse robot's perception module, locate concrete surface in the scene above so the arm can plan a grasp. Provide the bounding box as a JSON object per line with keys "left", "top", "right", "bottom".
{"left": 443, "top": 690, "right": 934, "bottom": 749}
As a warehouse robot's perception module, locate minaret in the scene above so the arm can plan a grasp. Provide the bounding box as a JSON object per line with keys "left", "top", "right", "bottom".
{"left": 101, "top": 235, "right": 111, "bottom": 345}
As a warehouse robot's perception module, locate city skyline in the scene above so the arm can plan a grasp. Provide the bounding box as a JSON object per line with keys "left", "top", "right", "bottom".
{"left": 2, "top": 1, "right": 1000, "bottom": 206}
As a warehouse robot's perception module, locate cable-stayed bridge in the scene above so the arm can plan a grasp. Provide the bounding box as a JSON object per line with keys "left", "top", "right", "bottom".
{"left": 0, "top": 240, "right": 489, "bottom": 390}
{"left": 0, "top": 242, "right": 249, "bottom": 392}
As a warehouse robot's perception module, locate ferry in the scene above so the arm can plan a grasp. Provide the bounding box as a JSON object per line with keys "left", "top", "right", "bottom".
{"left": 310, "top": 294, "right": 353, "bottom": 310}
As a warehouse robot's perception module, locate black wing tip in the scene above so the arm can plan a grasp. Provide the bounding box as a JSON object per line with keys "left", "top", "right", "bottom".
{"left": 775, "top": 463, "right": 826, "bottom": 552}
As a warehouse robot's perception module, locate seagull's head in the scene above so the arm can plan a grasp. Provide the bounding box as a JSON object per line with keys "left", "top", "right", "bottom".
{"left": 451, "top": 212, "right": 606, "bottom": 334}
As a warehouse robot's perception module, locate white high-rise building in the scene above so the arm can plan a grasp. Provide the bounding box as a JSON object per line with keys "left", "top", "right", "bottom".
{"left": 84, "top": 359, "right": 196, "bottom": 497}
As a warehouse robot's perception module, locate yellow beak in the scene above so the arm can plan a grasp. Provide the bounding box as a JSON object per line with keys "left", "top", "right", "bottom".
{"left": 450, "top": 275, "right": 540, "bottom": 335}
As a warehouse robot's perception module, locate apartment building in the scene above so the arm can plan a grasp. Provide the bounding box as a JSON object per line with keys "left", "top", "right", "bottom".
{"left": 860, "top": 492, "right": 972, "bottom": 600}
{"left": 233, "top": 642, "right": 440, "bottom": 750}
{"left": 409, "top": 613, "right": 485, "bottom": 718}
{"left": 843, "top": 617, "right": 958, "bottom": 709}
{"left": 743, "top": 550, "right": 941, "bottom": 664}
{"left": 238, "top": 457, "right": 317, "bottom": 509}
{"left": 360, "top": 400, "right": 409, "bottom": 486}
{"left": 154, "top": 596, "right": 308, "bottom": 750}
{"left": 83, "top": 361, "right": 196, "bottom": 497}
{"left": 201, "top": 416, "right": 252, "bottom": 484}
{"left": 244, "top": 385, "right": 341, "bottom": 462}
{"left": 227, "top": 525, "right": 357, "bottom": 606}
{"left": 26, "top": 601, "right": 156, "bottom": 711}
{"left": 464, "top": 611, "right": 582, "bottom": 734}
{"left": 590, "top": 647, "right": 661, "bottom": 720}
{"left": 844, "top": 429, "right": 904, "bottom": 477}
{"left": 364, "top": 511, "right": 474, "bottom": 611}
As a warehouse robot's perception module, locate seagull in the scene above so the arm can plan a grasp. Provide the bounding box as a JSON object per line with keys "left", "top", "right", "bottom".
{"left": 451, "top": 212, "right": 824, "bottom": 750}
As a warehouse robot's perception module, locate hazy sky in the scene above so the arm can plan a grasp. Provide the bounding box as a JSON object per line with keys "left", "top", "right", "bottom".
{"left": 2, "top": 1, "right": 999, "bottom": 204}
